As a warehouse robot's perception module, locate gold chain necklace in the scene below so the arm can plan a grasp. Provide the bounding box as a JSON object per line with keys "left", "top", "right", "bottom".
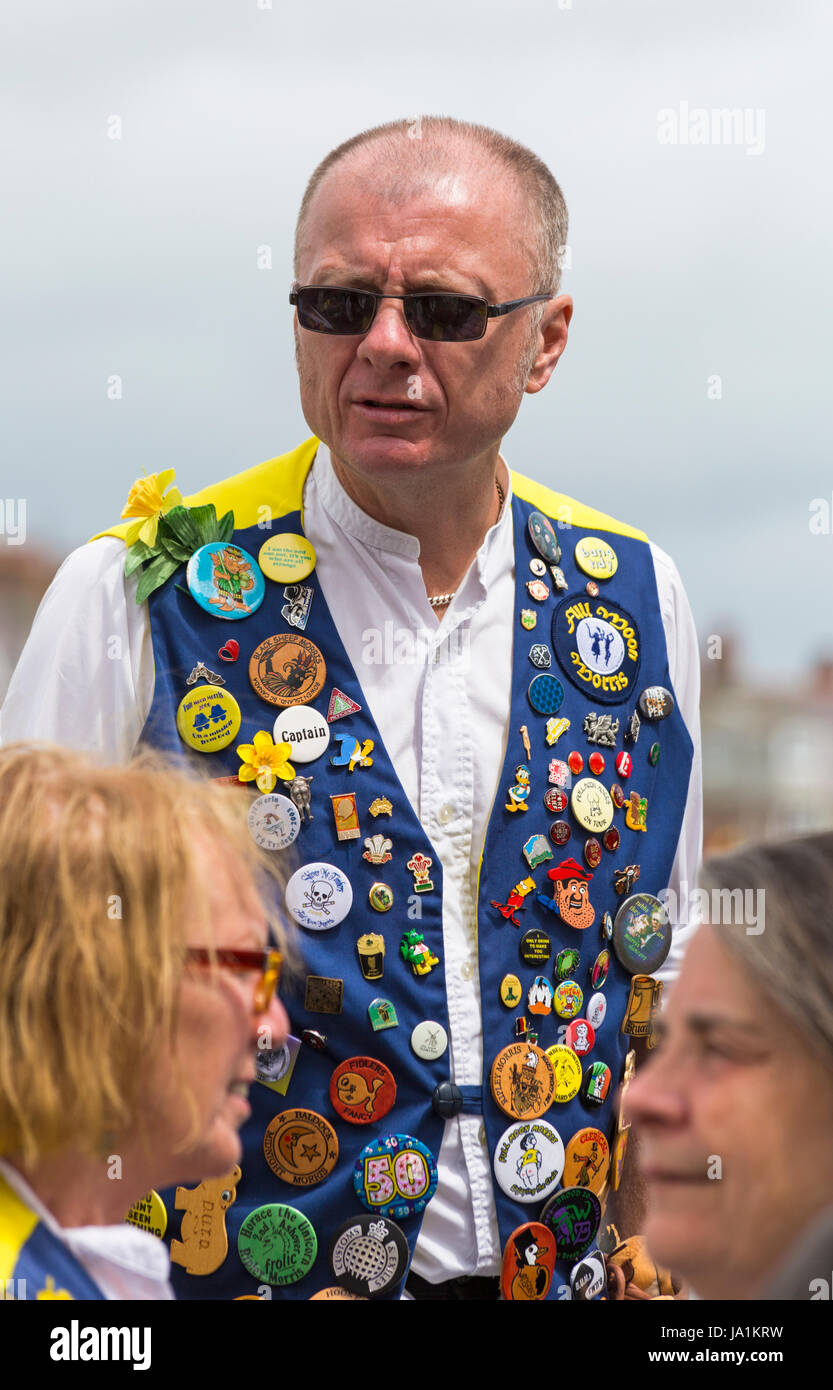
{"left": 427, "top": 476, "right": 505, "bottom": 609}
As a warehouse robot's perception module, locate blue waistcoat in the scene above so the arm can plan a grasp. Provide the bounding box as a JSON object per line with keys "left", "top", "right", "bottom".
{"left": 0, "top": 1175, "right": 105, "bottom": 1300}
{"left": 103, "top": 437, "right": 693, "bottom": 1299}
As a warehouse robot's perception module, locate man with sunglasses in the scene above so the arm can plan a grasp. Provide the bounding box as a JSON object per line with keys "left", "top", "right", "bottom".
{"left": 1, "top": 116, "right": 701, "bottom": 1301}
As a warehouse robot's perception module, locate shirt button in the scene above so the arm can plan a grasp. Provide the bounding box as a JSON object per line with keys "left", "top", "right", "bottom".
{"left": 478, "top": 1124, "right": 487, "bottom": 1147}
{"left": 460, "top": 960, "right": 474, "bottom": 981}
{"left": 438, "top": 803, "right": 455, "bottom": 825}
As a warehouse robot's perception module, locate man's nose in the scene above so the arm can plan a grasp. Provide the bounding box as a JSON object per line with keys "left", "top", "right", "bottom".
{"left": 358, "top": 297, "right": 422, "bottom": 365}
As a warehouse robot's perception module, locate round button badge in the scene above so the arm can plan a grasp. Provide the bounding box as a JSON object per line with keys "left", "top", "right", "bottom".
{"left": 329, "top": 1058, "right": 397, "bottom": 1125}
{"left": 125, "top": 1190, "right": 167, "bottom": 1239}
{"left": 368, "top": 882, "right": 394, "bottom": 913}
{"left": 247, "top": 793, "right": 300, "bottom": 850}
{"left": 583, "top": 1061, "right": 611, "bottom": 1106}
{"left": 491, "top": 1042, "right": 556, "bottom": 1120}
{"left": 329, "top": 1214, "right": 409, "bottom": 1299}
{"left": 186, "top": 542, "right": 265, "bottom": 620}
{"left": 493, "top": 1119, "right": 565, "bottom": 1204}
{"left": 574, "top": 536, "right": 618, "bottom": 581}
{"left": 520, "top": 929, "right": 551, "bottom": 965}
{"left": 540, "top": 1186, "right": 601, "bottom": 1261}
{"left": 285, "top": 862, "right": 353, "bottom": 931}
{"left": 565, "top": 1018, "right": 595, "bottom": 1057}
{"left": 563, "top": 1127, "right": 610, "bottom": 1195}
{"left": 410, "top": 1020, "right": 448, "bottom": 1061}
{"left": 553, "top": 980, "right": 583, "bottom": 1020}
{"left": 258, "top": 533, "right": 316, "bottom": 583}
{"left": 571, "top": 1252, "right": 607, "bottom": 1301}
{"left": 638, "top": 685, "right": 675, "bottom": 721}
{"left": 586, "top": 992, "right": 607, "bottom": 1030}
{"left": 353, "top": 1135, "right": 438, "bottom": 1220}
{"left": 237, "top": 1203, "right": 317, "bottom": 1286}
{"left": 501, "top": 1222, "right": 556, "bottom": 1302}
{"left": 249, "top": 634, "right": 326, "bottom": 708}
{"left": 544, "top": 1044, "right": 583, "bottom": 1102}
{"left": 613, "top": 893, "right": 671, "bottom": 974}
{"left": 527, "top": 674, "right": 565, "bottom": 716}
{"left": 263, "top": 1108, "right": 339, "bottom": 1187}
{"left": 571, "top": 778, "right": 614, "bottom": 834}
{"left": 176, "top": 685, "right": 241, "bottom": 753}
{"left": 272, "top": 704, "right": 330, "bottom": 763}
{"left": 528, "top": 510, "right": 562, "bottom": 565}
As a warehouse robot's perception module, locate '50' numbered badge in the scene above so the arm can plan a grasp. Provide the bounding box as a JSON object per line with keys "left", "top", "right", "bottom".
{"left": 353, "top": 1135, "right": 438, "bottom": 1220}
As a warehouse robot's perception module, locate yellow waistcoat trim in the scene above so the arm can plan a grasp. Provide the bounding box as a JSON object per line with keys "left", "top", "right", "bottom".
{"left": 91, "top": 437, "right": 648, "bottom": 546}
{"left": 510, "top": 469, "right": 648, "bottom": 543}
{"left": 0, "top": 1174, "right": 38, "bottom": 1282}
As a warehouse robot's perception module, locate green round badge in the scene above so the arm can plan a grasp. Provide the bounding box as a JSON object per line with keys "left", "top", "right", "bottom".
{"left": 237, "top": 1203, "right": 317, "bottom": 1286}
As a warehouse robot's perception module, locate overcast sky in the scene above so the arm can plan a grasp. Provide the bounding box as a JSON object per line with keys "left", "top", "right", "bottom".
{"left": 2, "top": 0, "right": 831, "bottom": 679}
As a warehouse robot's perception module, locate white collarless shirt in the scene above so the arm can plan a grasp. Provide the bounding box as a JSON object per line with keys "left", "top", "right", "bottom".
{"left": 0, "top": 444, "right": 702, "bottom": 1282}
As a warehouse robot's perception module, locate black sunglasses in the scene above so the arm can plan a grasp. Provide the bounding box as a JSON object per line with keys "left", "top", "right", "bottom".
{"left": 289, "top": 284, "right": 552, "bottom": 343}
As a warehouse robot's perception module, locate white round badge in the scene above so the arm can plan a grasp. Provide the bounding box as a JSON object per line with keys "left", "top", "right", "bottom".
{"left": 410, "top": 1021, "right": 448, "bottom": 1061}
{"left": 586, "top": 992, "right": 607, "bottom": 1030}
{"left": 272, "top": 704, "right": 330, "bottom": 764}
{"left": 285, "top": 862, "right": 353, "bottom": 931}
{"left": 247, "top": 794, "right": 300, "bottom": 851}
{"left": 493, "top": 1119, "right": 565, "bottom": 1204}
{"left": 575, "top": 616, "right": 625, "bottom": 676}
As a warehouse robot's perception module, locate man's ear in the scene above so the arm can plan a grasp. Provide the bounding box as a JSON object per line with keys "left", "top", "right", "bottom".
{"left": 525, "top": 295, "right": 573, "bottom": 395}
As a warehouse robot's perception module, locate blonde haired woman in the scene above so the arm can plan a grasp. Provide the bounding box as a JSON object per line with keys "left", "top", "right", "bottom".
{"left": 0, "top": 744, "right": 290, "bottom": 1299}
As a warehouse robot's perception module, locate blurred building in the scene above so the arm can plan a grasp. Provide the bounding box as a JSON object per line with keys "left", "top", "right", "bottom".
{"left": 701, "top": 632, "right": 833, "bottom": 854}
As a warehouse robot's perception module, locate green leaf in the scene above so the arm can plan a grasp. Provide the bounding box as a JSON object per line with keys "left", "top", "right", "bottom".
{"left": 135, "top": 553, "right": 179, "bottom": 605}
{"left": 156, "top": 532, "right": 192, "bottom": 565}
{"left": 160, "top": 506, "right": 199, "bottom": 549}
{"left": 189, "top": 504, "right": 221, "bottom": 546}
{"left": 124, "top": 545, "right": 151, "bottom": 578}
{"left": 217, "top": 509, "right": 235, "bottom": 541}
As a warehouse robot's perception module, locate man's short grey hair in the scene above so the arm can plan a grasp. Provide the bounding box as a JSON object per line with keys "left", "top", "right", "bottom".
{"left": 293, "top": 115, "right": 569, "bottom": 301}
{"left": 701, "top": 831, "right": 833, "bottom": 1071}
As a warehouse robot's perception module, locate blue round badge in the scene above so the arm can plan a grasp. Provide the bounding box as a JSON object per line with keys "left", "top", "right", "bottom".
{"left": 551, "top": 593, "right": 641, "bottom": 705}
{"left": 527, "top": 673, "right": 565, "bottom": 716}
{"left": 186, "top": 542, "right": 265, "bottom": 621}
{"left": 352, "top": 1134, "right": 438, "bottom": 1220}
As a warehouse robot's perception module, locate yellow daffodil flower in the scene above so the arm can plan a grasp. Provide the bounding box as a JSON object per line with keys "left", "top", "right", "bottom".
{"left": 120, "top": 469, "right": 184, "bottom": 548}
{"left": 236, "top": 731, "right": 295, "bottom": 792}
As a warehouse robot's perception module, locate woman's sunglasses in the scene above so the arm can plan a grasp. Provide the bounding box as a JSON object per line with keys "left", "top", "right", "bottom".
{"left": 290, "top": 285, "right": 552, "bottom": 343}
{"left": 185, "top": 947, "right": 282, "bottom": 1014}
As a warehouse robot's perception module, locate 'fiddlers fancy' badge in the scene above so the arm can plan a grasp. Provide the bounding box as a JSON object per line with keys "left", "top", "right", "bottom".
{"left": 493, "top": 1119, "right": 565, "bottom": 1203}
{"left": 537, "top": 857, "right": 595, "bottom": 930}
{"left": 329, "top": 1057, "right": 397, "bottom": 1125}
{"left": 263, "top": 1108, "right": 338, "bottom": 1187}
{"left": 329, "top": 1215, "right": 409, "bottom": 1299}
{"left": 551, "top": 593, "right": 641, "bottom": 704}
{"left": 490, "top": 1042, "right": 556, "bottom": 1119}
